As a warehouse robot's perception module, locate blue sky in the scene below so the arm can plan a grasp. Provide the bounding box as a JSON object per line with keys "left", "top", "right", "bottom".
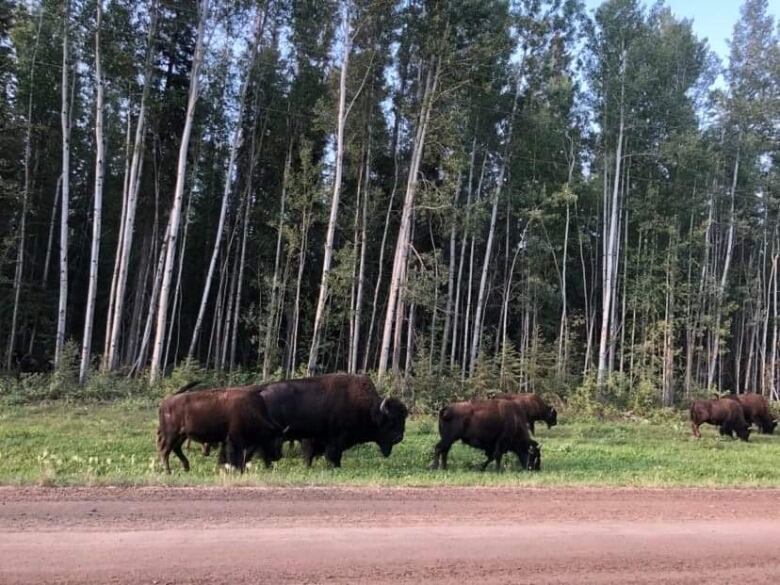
{"left": 583, "top": 0, "right": 780, "bottom": 62}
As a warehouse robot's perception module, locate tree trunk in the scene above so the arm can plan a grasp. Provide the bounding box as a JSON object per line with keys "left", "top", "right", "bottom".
{"left": 596, "top": 48, "right": 626, "bottom": 389}
{"left": 188, "top": 9, "right": 264, "bottom": 361}
{"left": 469, "top": 84, "right": 519, "bottom": 374}
{"left": 6, "top": 7, "right": 43, "bottom": 369}
{"left": 378, "top": 57, "right": 439, "bottom": 379}
{"left": 79, "top": 3, "right": 106, "bottom": 383}
{"left": 105, "top": 1, "right": 159, "bottom": 370}
{"left": 149, "top": 0, "right": 209, "bottom": 384}
{"left": 263, "top": 142, "right": 292, "bottom": 378}
{"left": 349, "top": 132, "right": 370, "bottom": 373}
{"left": 707, "top": 150, "right": 740, "bottom": 389}
{"left": 451, "top": 137, "right": 478, "bottom": 368}
{"left": 308, "top": 5, "right": 354, "bottom": 375}
{"left": 55, "top": 2, "right": 71, "bottom": 369}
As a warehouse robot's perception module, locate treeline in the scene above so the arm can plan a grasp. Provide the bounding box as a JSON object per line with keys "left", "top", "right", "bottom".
{"left": 0, "top": 0, "right": 778, "bottom": 405}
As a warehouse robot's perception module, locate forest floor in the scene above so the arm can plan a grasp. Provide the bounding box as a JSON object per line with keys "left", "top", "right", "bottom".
{"left": 3, "top": 485, "right": 780, "bottom": 584}
{"left": 2, "top": 400, "right": 780, "bottom": 487}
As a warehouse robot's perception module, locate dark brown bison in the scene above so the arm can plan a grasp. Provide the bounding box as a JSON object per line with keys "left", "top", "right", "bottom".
{"left": 252, "top": 374, "right": 408, "bottom": 468}
{"left": 433, "top": 399, "right": 541, "bottom": 472}
{"left": 493, "top": 393, "right": 558, "bottom": 434}
{"left": 157, "top": 382, "right": 282, "bottom": 473}
{"left": 690, "top": 398, "right": 751, "bottom": 441}
{"left": 723, "top": 393, "right": 777, "bottom": 434}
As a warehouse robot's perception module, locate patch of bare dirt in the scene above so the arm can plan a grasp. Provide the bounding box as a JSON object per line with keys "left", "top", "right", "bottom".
{"left": 2, "top": 486, "right": 779, "bottom": 584}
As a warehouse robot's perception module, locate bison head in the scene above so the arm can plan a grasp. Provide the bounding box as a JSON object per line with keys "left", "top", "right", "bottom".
{"left": 762, "top": 419, "right": 778, "bottom": 434}
{"left": 374, "top": 397, "right": 409, "bottom": 457}
{"left": 736, "top": 425, "right": 751, "bottom": 442}
{"left": 545, "top": 407, "right": 558, "bottom": 429}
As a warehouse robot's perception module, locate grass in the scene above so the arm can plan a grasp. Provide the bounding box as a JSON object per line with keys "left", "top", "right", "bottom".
{"left": 1, "top": 400, "right": 780, "bottom": 488}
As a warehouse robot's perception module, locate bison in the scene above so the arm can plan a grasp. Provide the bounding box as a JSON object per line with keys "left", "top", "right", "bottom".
{"left": 433, "top": 399, "right": 541, "bottom": 472}
{"left": 492, "top": 393, "right": 557, "bottom": 434}
{"left": 157, "top": 382, "right": 282, "bottom": 473}
{"left": 690, "top": 398, "right": 751, "bottom": 441}
{"left": 723, "top": 393, "right": 777, "bottom": 434}
{"left": 251, "top": 373, "right": 409, "bottom": 468}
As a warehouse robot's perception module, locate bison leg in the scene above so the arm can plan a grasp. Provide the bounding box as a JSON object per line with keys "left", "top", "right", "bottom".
{"left": 691, "top": 421, "right": 701, "bottom": 439}
{"left": 202, "top": 443, "right": 212, "bottom": 457}
{"left": 325, "top": 444, "right": 343, "bottom": 468}
{"left": 217, "top": 443, "right": 228, "bottom": 465}
{"left": 529, "top": 421, "right": 536, "bottom": 435}
{"left": 226, "top": 439, "right": 246, "bottom": 473}
{"left": 159, "top": 444, "right": 172, "bottom": 474}
{"left": 433, "top": 438, "right": 454, "bottom": 470}
{"left": 302, "top": 439, "right": 326, "bottom": 468}
{"left": 159, "top": 434, "right": 186, "bottom": 473}
{"left": 172, "top": 441, "right": 190, "bottom": 472}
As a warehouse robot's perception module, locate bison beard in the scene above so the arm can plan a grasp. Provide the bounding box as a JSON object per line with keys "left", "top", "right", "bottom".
{"left": 433, "top": 399, "right": 540, "bottom": 472}
{"left": 248, "top": 374, "right": 409, "bottom": 468}
{"left": 157, "top": 383, "right": 282, "bottom": 473}
{"left": 689, "top": 398, "right": 751, "bottom": 442}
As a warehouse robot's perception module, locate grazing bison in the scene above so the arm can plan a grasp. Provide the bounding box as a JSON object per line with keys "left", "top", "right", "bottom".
{"left": 253, "top": 374, "right": 409, "bottom": 468}
{"left": 433, "top": 399, "right": 541, "bottom": 472}
{"left": 493, "top": 393, "right": 557, "bottom": 434}
{"left": 689, "top": 398, "right": 751, "bottom": 441}
{"left": 157, "top": 382, "right": 282, "bottom": 473}
{"left": 723, "top": 393, "right": 777, "bottom": 434}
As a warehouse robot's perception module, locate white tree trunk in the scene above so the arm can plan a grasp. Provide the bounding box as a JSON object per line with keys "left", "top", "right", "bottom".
{"left": 188, "top": 9, "right": 263, "bottom": 360}
{"left": 349, "top": 137, "right": 370, "bottom": 373}
{"left": 79, "top": 2, "right": 106, "bottom": 383}
{"left": 263, "top": 142, "right": 292, "bottom": 378}
{"left": 149, "top": 0, "right": 209, "bottom": 383}
{"left": 6, "top": 7, "right": 43, "bottom": 368}
{"left": 707, "top": 150, "right": 740, "bottom": 389}
{"left": 55, "top": 2, "right": 71, "bottom": 368}
{"left": 105, "top": 1, "right": 159, "bottom": 370}
{"left": 596, "top": 49, "right": 626, "bottom": 389}
{"left": 308, "top": 5, "right": 352, "bottom": 375}
{"left": 102, "top": 111, "right": 133, "bottom": 365}
{"left": 378, "top": 58, "right": 439, "bottom": 378}
{"left": 469, "top": 85, "right": 519, "bottom": 373}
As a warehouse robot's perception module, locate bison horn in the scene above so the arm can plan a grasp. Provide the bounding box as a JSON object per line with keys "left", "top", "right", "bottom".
{"left": 380, "top": 397, "right": 389, "bottom": 414}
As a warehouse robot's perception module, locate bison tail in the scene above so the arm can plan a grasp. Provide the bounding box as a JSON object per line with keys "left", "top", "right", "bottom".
{"left": 173, "top": 380, "right": 201, "bottom": 395}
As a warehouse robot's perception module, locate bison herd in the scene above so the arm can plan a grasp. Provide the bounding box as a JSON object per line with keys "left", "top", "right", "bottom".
{"left": 690, "top": 393, "right": 777, "bottom": 441}
{"left": 156, "top": 372, "right": 777, "bottom": 475}
{"left": 156, "top": 373, "right": 555, "bottom": 474}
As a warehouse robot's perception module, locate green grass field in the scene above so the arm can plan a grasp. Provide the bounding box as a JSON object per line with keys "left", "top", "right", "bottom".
{"left": 1, "top": 400, "right": 779, "bottom": 487}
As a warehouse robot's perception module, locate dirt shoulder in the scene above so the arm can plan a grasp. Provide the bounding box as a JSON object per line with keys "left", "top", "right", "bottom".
{"left": 2, "top": 486, "right": 780, "bottom": 584}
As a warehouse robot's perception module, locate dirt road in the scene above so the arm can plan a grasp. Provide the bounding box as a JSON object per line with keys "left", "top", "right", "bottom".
{"left": 2, "top": 486, "right": 780, "bottom": 584}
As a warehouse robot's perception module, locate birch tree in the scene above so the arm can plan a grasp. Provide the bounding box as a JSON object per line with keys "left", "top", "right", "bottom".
{"left": 54, "top": 0, "right": 71, "bottom": 369}
{"left": 188, "top": 8, "right": 266, "bottom": 361}
{"left": 149, "top": 0, "right": 209, "bottom": 383}
{"left": 79, "top": 1, "right": 106, "bottom": 383}
{"left": 308, "top": 2, "right": 353, "bottom": 375}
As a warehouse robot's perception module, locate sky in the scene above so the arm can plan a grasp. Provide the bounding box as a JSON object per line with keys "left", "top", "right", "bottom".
{"left": 583, "top": 0, "right": 780, "bottom": 63}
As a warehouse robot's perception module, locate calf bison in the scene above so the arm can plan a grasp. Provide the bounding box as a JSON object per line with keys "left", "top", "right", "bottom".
{"left": 723, "top": 393, "right": 777, "bottom": 434}
{"left": 690, "top": 398, "right": 751, "bottom": 441}
{"left": 433, "top": 399, "right": 540, "bottom": 472}
{"left": 493, "top": 392, "right": 557, "bottom": 434}
{"left": 157, "top": 382, "right": 282, "bottom": 473}
{"left": 250, "top": 373, "right": 409, "bottom": 468}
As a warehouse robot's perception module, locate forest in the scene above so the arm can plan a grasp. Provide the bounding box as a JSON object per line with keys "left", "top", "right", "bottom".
{"left": 0, "top": 0, "right": 778, "bottom": 409}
